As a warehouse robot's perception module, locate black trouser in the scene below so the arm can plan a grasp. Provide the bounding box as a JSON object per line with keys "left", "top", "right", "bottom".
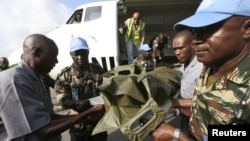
{"left": 69, "top": 127, "right": 107, "bottom": 141}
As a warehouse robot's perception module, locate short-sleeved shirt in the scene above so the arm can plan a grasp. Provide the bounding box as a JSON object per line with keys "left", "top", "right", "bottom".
{"left": 179, "top": 56, "right": 203, "bottom": 98}
{"left": 190, "top": 54, "right": 250, "bottom": 141}
{"left": 0, "top": 60, "right": 60, "bottom": 141}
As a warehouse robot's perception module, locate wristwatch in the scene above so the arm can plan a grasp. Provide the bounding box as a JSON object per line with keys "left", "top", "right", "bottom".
{"left": 173, "top": 128, "right": 180, "bottom": 141}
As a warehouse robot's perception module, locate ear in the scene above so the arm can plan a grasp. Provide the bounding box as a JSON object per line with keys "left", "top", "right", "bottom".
{"left": 33, "top": 47, "right": 42, "bottom": 58}
{"left": 243, "top": 19, "right": 250, "bottom": 39}
{"left": 70, "top": 52, "right": 73, "bottom": 57}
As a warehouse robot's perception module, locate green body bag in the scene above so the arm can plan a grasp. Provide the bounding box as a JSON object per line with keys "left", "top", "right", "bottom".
{"left": 92, "top": 64, "right": 181, "bottom": 141}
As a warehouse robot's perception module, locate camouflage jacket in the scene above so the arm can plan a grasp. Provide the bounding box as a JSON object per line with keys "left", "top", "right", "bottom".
{"left": 190, "top": 54, "right": 250, "bottom": 141}
{"left": 55, "top": 63, "right": 103, "bottom": 109}
{"left": 55, "top": 63, "right": 104, "bottom": 136}
{"left": 133, "top": 56, "right": 155, "bottom": 72}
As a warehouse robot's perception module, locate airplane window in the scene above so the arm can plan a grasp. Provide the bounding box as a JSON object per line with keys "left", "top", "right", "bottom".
{"left": 66, "top": 9, "right": 83, "bottom": 24}
{"left": 84, "top": 6, "right": 102, "bottom": 22}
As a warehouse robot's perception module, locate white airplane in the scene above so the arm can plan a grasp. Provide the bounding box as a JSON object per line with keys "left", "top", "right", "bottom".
{"left": 8, "top": 0, "right": 200, "bottom": 79}
{"left": 7, "top": 0, "right": 200, "bottom": 140}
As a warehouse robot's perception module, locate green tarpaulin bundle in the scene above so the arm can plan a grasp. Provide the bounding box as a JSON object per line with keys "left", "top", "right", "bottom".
{"left": 93, "top": 64, "right": 181, "bottom": 141}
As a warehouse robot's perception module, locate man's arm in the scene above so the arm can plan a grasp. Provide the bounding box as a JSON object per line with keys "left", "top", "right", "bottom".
{"left": 172, "top": 98, "right": 192, "bottom": 117}
{"left": 141, "top": 36, "right": 145, "bottom": 45}
{"left": 140, "top": 21, "right": 146, "bottom": 44}
{"left": 172, "top": 98, "right": 192, "bottom": 107}
{"left": 152, "top": 123, "right": 194, "bottom": 141}
{"left": 36, "top": 104, "right": 104, "bottom": 139}
{"left": 152, "top": 38, "right": 158, "bottom": 59}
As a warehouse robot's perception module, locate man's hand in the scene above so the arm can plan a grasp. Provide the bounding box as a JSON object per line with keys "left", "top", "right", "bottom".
{"left": 87, "top": 104, "right": 105, "bottom": 113}
{"left": 73, "top": 100, "right": 91, "bottom": 112}
{"left": 152, "top": 123, "right": 193, "bottom": 141}
{"left": 84, "top": 104, "right": 105, "bottom": 123}
{"left": 151, "top": 123, "right": 175, "bottom": 141}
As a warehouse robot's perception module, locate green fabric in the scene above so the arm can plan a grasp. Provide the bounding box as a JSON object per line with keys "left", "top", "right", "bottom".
{"left": 92, "top": 64, "right": 181, "bottom": 141}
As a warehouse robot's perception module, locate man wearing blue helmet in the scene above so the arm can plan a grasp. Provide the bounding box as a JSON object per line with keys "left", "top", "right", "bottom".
{"left": 152, "top": 0, "right": 250, "bottom": 141}
{"left": 55, "top": 37, "right": 107, "bottom": 141}
{"left": 133, "top": 44, "right": 155, "bottom": 72}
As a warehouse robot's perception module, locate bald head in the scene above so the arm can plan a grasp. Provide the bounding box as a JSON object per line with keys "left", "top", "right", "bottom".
{"left": 173, "top": 30, "right": 193, "bottom": 43}
{"left": 132, "top": 12, "right": 141, "bottom": 25}
{"left": 0, "top": 57, "right": 9, "bottom": 70}
{"left": 22, "top": 34, "right": 58, "bottom": 75}
{"left": 0, "top": 57, "right": 8, "bottom": 62}
{"left": 23, "top": 34, "right": 57, "bottom": 54}
{"left": 133, "top": 12, "right": 140, "bottom": 18}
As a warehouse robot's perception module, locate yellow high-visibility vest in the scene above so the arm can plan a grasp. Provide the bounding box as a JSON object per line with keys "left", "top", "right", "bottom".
{"left": 124, "top": 18, "right": 145, "bottom": 45}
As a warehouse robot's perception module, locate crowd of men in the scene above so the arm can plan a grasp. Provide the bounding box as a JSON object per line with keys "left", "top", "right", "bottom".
{"left": 1, "top": 0, "right": 250, "bottom": 141}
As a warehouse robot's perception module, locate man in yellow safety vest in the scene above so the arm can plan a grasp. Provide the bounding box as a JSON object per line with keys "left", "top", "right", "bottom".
{"left": 120, "top": 12, "right": 146, "bottom": 64}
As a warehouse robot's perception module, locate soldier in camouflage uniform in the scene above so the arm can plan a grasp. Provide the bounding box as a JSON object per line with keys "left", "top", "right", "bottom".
{"left": 149, "top": 33, "right": 168, "bottom": 61}
{"left": 133, "top": 44, "right": 155, "bottom": 72}
{"left": 55, "top": 37, "right": 107, "bottom": 141}
{"left": 152, "top": 0, "right": 250, "bottom": 141}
